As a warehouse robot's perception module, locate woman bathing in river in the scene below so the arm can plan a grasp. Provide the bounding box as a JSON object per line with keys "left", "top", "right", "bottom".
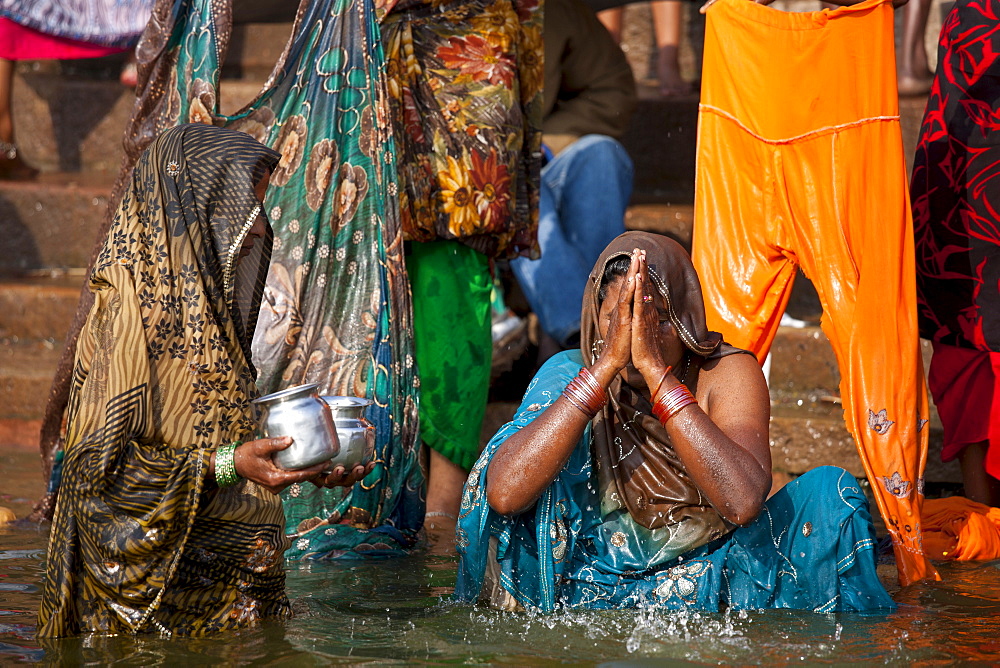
{"left": 37, "top": 124, "right": 370, "bottom": 637}
{"left": 456, "top": 231, "right": 895, "bottom": 612}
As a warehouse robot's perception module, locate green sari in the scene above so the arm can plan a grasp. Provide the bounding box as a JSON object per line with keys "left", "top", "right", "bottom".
{"left": 114, "top": 0, "right": 423, "bottom": 556}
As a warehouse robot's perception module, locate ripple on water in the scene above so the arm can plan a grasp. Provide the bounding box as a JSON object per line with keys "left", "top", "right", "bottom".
{"left": 0, "top": 550, "right": 45, "bottom": 562}
{"left": 1, "top": 521, "right": 999, "bottom": 663}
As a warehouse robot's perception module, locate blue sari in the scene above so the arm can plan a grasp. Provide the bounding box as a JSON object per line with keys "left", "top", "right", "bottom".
{"left": 456, "top": 350, "right": 896, "bottom": 613}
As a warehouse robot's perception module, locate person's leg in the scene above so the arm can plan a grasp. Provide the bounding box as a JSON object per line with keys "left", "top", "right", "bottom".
{"left": 0, "top": 57, "right": 37, "bottom": 180}
{"left": 0, "top": 57, "right": 13, "bottom": 144}
{"left": 511, "top": 136, "right": 632, "bottom": 346}
{"left": 597, "top": 7, "right": 624, "bottom": 44}
{"left": 898, "top": 0, "right": 933, "bottom": 96}
{"left": 651, "top": 1, "right": 690, "bottom": 96}
{"left": 120, "top": 50, "right": 138, "bottom": 88}
{"left": 957, "top": 442, "right": 1000, "bottom": 507}
{"left": 426, "top": 448, "right": 469, "bottom": 526}
{"left": 927, "top": 342, "right": 999, "bottom": 506}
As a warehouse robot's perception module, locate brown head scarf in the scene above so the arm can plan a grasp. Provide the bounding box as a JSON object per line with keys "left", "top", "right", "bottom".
{"left": 39, "top": 125, "right": 289, "bottom": 637}
{"left": 581, "top": 231, "right": 733, "bottom": 544}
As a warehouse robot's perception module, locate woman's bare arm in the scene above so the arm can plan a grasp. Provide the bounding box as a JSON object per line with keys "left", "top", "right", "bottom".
{"left": 486, "top": 252, "right": 641, "bottom": 515}
{"left": 657, "top": 354, "right": 772, "bottom": 525}
{"left": 629, "top": 252, "right": 771, "bottom": 526}
{"left": 484, "top": 383, "right": 602, "bottom": 516}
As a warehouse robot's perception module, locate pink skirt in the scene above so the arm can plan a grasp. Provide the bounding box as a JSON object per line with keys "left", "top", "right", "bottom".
{"left": 928, "top": 341, "right": 1000, "bottom": 479}
{"left": 0, "top": 18, "right": 126, "bottom": 60}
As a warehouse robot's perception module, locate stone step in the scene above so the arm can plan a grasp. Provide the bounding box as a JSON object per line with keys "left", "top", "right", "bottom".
{"left": 11, "top": 20, "right": 291, "bottom": 171}
{"left": 12, "top": 62, "right": 928, "bottom": 201}
{"left": 0, "top": 338, "right": 63, "bottom": 421}
{"left": 14, "top": 72, "right": 132, "bottom": 174}
{"left": 224, "top": 22, "right": 297, "bottom": 80}
{"left": 0, "top": 271, "right": 86, "bottom": 340}
{"left": 2, "top": 175, "right": 703, "bottom": 271}
{"left": 0, "top": 172, "right": 113, "bottom": 271}
{"left": 13, "top": 72, "right": 268, "bottom": 175}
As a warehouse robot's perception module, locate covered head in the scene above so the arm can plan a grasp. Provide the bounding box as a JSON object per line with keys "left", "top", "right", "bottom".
{"left": 38, "top": 124, "right": 286, "bottom": 636}
{"left": 581, "top": 230, "right": 722, "bottom": 365}
{"left": 580, "top": 231, "right": 730, "bottom": 549}
{"left": 125, "top": 122, "right": 280, "bottom": 369}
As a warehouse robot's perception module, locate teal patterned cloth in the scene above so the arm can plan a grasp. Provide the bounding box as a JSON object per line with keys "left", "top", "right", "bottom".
{"left": 456, "top": 350, "right": 897, "bottom": 613}
{"left": 156, "top": 0, "right": 423, "bottom": 557}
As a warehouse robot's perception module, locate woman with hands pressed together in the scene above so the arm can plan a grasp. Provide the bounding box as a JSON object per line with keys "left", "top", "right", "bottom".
{"left": 456, "top": 231, "right": 895, "bottom": 613}
{"left": 38, "top": 124, "right": 371, "bottom": 638}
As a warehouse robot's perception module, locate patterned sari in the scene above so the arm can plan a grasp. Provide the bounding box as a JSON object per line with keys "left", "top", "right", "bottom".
{"left": 42, "top": 0, "right": 424, "bottom": 557}
{"left": 456, "top": 233, "right": 895, "bottom": 613}
{"left": 456, "top": 353, "right": 896, "bottom": 613}
{"left": 38, "top": 124, "right": 288, "bottom": 637}
{"left": 0, "top": 0, "right": 152, "bottom": 47}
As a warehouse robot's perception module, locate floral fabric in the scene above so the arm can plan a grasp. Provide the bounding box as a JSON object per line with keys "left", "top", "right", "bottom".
{"left": 382, "top": 0, "right": 543, "bottom": 259}
{"left": 455, "top": 350, "right": 897, "bottom": 613}
{"left": 115, "top": 0, "right": 424, "bottom": 558}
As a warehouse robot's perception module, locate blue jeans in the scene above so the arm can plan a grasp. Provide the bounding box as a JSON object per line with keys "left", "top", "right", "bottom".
{"left": 512, "top": 135, "right": 633, "bottom": 345}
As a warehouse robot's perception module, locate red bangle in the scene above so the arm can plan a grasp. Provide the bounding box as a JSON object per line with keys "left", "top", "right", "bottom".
{"left": 563, "top": 367, "right": 608, "bottom": 418}
{"left": 651, "top": 366, "right": 673, "bottom": 398}
{"left": 652, "top": 383, "right": 696, "bottom": 424}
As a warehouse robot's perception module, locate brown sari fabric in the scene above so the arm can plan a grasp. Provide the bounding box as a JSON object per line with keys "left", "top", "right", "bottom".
{"left": 581, "top": 231, "right": 736, "bottom": 542}
{"left": 32, "top": 1, "right": 239, "bottom": 519}
{"left": 38, "top": 124, "right": 288, "bottom": 637}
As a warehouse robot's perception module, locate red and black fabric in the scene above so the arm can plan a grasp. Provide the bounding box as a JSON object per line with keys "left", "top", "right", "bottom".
{"left": 912, "top": 2, "right": 1000, "bottom": 352}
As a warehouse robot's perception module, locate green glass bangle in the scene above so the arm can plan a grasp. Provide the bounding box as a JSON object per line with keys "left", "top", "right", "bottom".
{"left": 215, "top": 441, "right": 242, "bottom": 488}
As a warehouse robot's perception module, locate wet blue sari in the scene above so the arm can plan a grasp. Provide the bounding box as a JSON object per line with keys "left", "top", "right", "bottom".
{"left": 456, "top": 350, "right": 896, "bottom": 613}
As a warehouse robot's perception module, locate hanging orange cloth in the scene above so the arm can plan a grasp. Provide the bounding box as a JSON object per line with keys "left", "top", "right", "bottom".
{"left": 692, "top": 0, "right": 939, "bottom": 586}
{"left": 922, "top": 497, "right": 1000, "bottom": 562}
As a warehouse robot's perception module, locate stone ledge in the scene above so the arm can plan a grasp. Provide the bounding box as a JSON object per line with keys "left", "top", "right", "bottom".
{"left": 0, "top": 174, "right": 112, "bottom": 271}
{"left": 0, "top": 339, "right": 62, "bottom": 420}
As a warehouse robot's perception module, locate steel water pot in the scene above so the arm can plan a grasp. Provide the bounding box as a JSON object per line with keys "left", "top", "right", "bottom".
{"left": 253, "top": 383, "right": 340, "bottom": 470}
{"left": 320, "top": 396, "right": 376, "bottom": 471}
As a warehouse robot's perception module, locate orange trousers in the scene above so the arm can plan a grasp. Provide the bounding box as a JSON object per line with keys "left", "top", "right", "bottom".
{"left": 692, "top": 0, "right": 938, "bottom": 585}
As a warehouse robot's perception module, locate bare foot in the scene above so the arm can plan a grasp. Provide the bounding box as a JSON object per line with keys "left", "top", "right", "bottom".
{"left": 120, "top": 55, "right": 138, "bottom": 88}
{"left": 958, "top": 441, "right": 1000, "bottom": 508}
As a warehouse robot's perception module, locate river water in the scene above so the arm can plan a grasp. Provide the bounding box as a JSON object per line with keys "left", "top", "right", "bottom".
{"left": 2, "top": 452, "right": 999, "bottom": 665}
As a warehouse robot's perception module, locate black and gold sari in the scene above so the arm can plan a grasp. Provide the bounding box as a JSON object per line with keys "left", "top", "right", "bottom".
{"left": 38, "top": 124, "right": 287, "bottom": 637}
